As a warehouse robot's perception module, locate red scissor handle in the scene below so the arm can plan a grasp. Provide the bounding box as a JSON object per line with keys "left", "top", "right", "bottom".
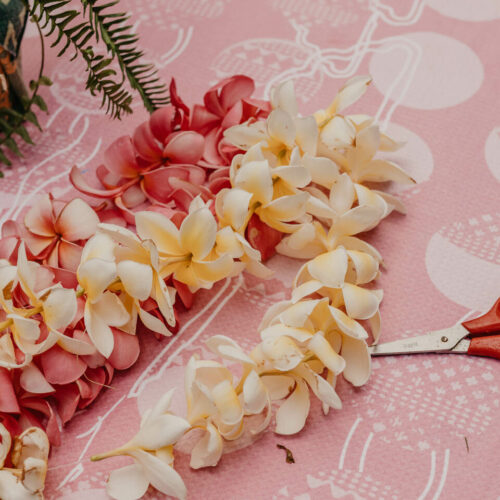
{"left": 467, "top": 335, "right": 500, "bottom": 360}
{"left": 462, "top": 297, "right": 500, "bottom": 336}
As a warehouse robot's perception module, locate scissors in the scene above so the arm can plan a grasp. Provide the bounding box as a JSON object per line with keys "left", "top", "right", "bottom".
{"left": 369, "top": 298, "right": 500, "bottom": 360}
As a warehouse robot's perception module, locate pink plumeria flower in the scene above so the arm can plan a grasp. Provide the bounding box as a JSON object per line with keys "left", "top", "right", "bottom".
{"left": 21, "top": 194, "right": 99, "bottom": 271}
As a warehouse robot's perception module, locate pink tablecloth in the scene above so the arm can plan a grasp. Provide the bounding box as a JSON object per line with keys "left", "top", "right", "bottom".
{"left": 3, "top": 0, "right": 500, "bottom": 498}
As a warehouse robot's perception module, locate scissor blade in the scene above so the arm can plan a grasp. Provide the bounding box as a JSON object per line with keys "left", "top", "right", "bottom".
{"left": 369, "top": 324, "right": 470, "bottom": 356}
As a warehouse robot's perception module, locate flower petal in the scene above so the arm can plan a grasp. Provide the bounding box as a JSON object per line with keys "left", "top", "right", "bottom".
{"left": 216, "top": 188, "right": 253, "bottom": 231}
{"left": 179, "top": 207, "right": 217, "bottom": 260}
{"left": 190, "top": 423, "right": 223, "bottom": 469}
{"left": 43, "top": 287, "right": 77, "bottom": 331}
{"left": 117, "top": 260, "right": 153, "bottom": 301}
{"left": 104, "top": 136, "right": 140, "bottom": 178}
{"left": 133, "top": 122, "right": 162, "bottom": 162}
{"left": 55, "top": 198, "right": 99, "bottom": 241}
{"left": 329, "top": 306, "right": 368, "bottom": 339}
{"left": 77, "top": 258, "right": 117, "bottom": 303}
{"left": 40, "top": 345, "right": 87, "bottom": 385}
{"left": 137, "top": 306, "right": 172, "bottom": 337}
{"left": 243, "top": 370, "right": 268, "bottom": 414}
{"left": 24, "top": 194, "right": 55, "bottom": 237}
{"left": 267, "top": 109, "right": 295, "bottom": 148}
{"left": 272, "top": 165, "right": 311, "bottom": 189}
{"left": 20, "top": 364, "right": 55, "bottom": 394}
{"left": 321, "top": 115, "right": 356, "bottom": 149}
{"left": 260, "top": 375, "right": 294, "bottom": 400}
{"left": 307, "top": 248, "right": 347, "bottom": 288}
{"left": 341, "top": 336, "right": 371, "bottom": 386}
{"left": 81, "top": 233, "right": 116, "bottom": 263}
{"left": 132, "top": 414, "right": 191, "bottom": 449}
{"left": 163, "top": 131, "right": 204, "bottom": 164}
{"left": 302, "top": 154, "right": 339, "bottom": 188}
{"left": 308, "top": 332, "right": 346, "bottom": 375}
{"left": 262, "top": 192, "right": 309, "bottom": 222}
{"left": 135, "top": 211, "right": 183, "bottom": 256}
{"left": 346, "top": 250, "right": 379, "bottom": 284}
{"left": 275, "top": 377, "right": 310, "bottom": 435}
{"left": 108, "top": 329, "right": 140, "bottom": 370}
{"left": 131, "top": 450, "right": 187, "bottom": 500}
{"left": 223, "top": 122, "right": 266, "bottom": 150}
{"left": 233, "top": 160, "right": 273, "bottom": 205}
{"left": 270, "top": 80, "right": 298, "bottom": 115}
{"left": 57, "top": 240, "right": 83, "bottom": 272}
{"left": 332, "top": 75, "right": 371, "bottom": 113}
{"left": 342, "top": 283, "right": 382, "bottom": 320}
{"left": 191, "top": 254, "right": 234, "bottom": 285}
{"left": 295, "top": 115, "right": 318, "bottom": 156}
{"left": 261, "top": 336, "right": 304, "bottom": 371}
{"left": 361, "top": 159, "right": 415, "bottom": 184}
{"left": 206, "top": 335, "right": 255, "bottom": 365}
{"left": 294, "top": 363, "right": 342, "bottom": 410}
{"left": 107, "top": 464, "right": 149, "bottom": 500}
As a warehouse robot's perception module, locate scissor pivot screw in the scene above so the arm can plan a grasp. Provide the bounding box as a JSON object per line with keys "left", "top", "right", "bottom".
{"left": 441, "top": 336, "right": 448, "bottom": 343}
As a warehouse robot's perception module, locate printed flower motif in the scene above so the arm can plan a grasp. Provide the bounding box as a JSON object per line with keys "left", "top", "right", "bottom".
{"left": 77, "top": 233, "right": 130, "bottom": 357}
{"left": 15, "top": 194, "right": 99, "bottom": 271}
{"left": 92, "top": 389, "right": 190, "bottom": 500}
{"left": 135, "top": 199, "right": 235, "bottom": 290}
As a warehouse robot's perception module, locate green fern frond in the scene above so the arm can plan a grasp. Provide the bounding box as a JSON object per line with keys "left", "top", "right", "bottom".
{"left": 82, "top": 0, "right": 169, "bottom": 112}
{"left": 29, "top": 0, "right": 133, "bottom": 119}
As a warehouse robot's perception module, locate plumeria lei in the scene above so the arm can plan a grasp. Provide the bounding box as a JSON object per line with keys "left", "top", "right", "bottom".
{"left": 0, "top": 75, "right": 413, "bottom": 499}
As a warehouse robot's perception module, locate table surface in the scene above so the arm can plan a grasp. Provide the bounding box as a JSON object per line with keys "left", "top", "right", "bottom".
{"left": 3, "top": 1, "right": 500, "bottom": 499}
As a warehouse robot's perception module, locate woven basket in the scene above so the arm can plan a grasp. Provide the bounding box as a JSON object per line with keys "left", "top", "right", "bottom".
{"left": 0, "top": 0, "right": 28, "bottom": 111}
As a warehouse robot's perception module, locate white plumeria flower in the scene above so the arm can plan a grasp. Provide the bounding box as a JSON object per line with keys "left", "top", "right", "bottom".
{"left": 229, "top": 157, "right": 309, "bottom": 233}
{"left": 314, "top": 75, "right": 373, "bottom": 126}
{"left": 260, "top": 297, "right": 373, "bottom": 386}
{"left": 292, "top": 247, "right": 382, "bottom": 315}
{"left": 0, "top": 426, "right": 50, "bottom": 500}
{"left": 78, "top": 233, "right": 130, "bottom": 357}
{"left": 224, "top": 80, "right": 318, "bottom": 164}
{"left": 184, "top": 352, "right": 270, "bottom": 469}
{"left": 135, "top": 200, "right": 235, "bottom": 291}
{"left": 291, "top": 246, "right": 383, "bottom": 344}
{"left": 277, "top": 173, "right": 390, "bottom": 261}
{"left": 97, "top": 222, "right": 176, "bottom": 334}
{"left": 327, "top": 124, "right": 414, "bottom": 185}
{"left": 92, "top": 389, "right": 190, "bottom": 500}
{"left": 0, "top": 245, "right": 93, "bottom": 357}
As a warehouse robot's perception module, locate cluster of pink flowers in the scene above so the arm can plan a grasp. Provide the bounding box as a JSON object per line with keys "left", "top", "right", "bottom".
{"left": 70, "top": 76, "right": 280, "bottom": 256}
{"left": 0, "top": 75, "right": 274, "bottom": 450}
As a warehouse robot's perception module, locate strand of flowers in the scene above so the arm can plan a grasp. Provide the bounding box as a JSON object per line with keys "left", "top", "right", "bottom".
{"left": 0, "top": 75, "right": 412, "bottom": 499}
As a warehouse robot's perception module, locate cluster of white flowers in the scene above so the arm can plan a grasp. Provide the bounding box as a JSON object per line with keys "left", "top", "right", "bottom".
{"left": 91, "top": 76, "right": 413, "bottom": 500}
